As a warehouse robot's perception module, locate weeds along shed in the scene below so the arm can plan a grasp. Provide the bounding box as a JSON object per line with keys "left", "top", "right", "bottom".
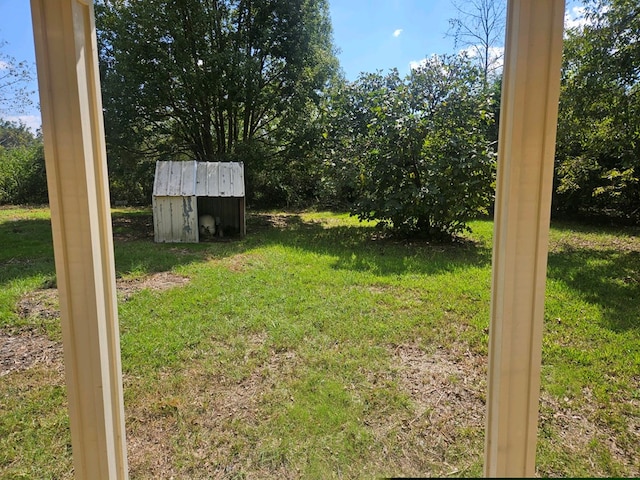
{"left": 153, "top": 160, "right": 246, "bottom": 242}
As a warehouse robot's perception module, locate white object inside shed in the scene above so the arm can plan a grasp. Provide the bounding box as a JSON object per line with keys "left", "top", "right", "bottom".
{"left": 152, "top": 161, "right": 246, "bottom": 242}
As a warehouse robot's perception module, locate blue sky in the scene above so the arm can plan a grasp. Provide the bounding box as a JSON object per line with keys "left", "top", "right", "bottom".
{"left": 0, "top": 0, "right": 462, "bottom": 131}
{"left": 0, "top": 0, "right": 584, "bottom": 132}
{"left": 328, "top": 0, "right": 459, "bottom": 80}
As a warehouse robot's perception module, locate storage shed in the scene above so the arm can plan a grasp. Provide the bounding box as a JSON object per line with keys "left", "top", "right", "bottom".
{"left": 152, "top": 161, "right": 246, "bottom": 242}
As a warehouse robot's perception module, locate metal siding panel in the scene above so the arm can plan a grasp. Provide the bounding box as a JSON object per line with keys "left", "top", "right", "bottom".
{"left": 156, "top": 199, "right": 164, "bottom": 242}
{"left": 228, "top": 164, "right": 235, "bottom": 197}
{"left": 207, "top": 162, "right": 220, "bottom": 197}
{"left": 167, "top": 161, "right": 182, "bottom": 196}
{"left": 163, "top": 161, "right": 173, "bottom": 195}
{"left": 234, "top": 163, "right": 245, "bottom": 197}
{"left": 163, "top": 162, "right": 173, "bottom": 196}
{"left": 154, "top": 197, "right": 173, "bottom": 242}
{"left": 180, "top": 161, "right": 197, "bottom": 196}
{"left": 152, "top": 196, "right": 160, "bottom": 242}
{"left": 153, "top": 161, "right": 170, "bottom": 197}
{"left": 175, "top": 161, "right": 185, "bottom": 196}
{"left": 219, "top": 163, "right": 230, "bottom": 197}
{"left": 168, "top": 197, "right": 179, "bottom": 241}
{"left": 171, "top": 197, "right": 184, "bottom": 242}
{"left": 154, "top": 161, "right": 245, "bottom": 198}
{"left": 159, "top": 162, "right": 167, "bottom": 196}
{"left": 179, "top": 162, "right": 187, "bottom": 196}
{"left": 165, "top": 198, "right": 176, "bottom": 242}
{"left": 195, "top": 161, "right": 208, "bottom": 196}
{"left": 180, "top": 196, "right": 197, "bottom": 242}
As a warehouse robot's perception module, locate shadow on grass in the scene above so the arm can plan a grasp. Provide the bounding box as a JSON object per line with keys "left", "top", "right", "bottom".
{"left": 1, "top": 209, "right": 493, "bottom": 290}
{"left": 246, "top": 213, "right": 492, "bottom": 277}
{"left": 0, "top": 217, "right": 56, "bottom": 287}
{"left": 6, "top": 211, "right": 638, "bottom": 336}
{"left": 0, "top": 211, "right": 222, "bottom": 289}
{"left": 547, "top": 247, "right": 640, "bottom": 333}
{"left": 550, "top": 219, "right": 640, "bottom": 239}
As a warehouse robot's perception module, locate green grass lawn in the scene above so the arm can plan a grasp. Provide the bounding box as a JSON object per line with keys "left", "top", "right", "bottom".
{"left": 1, "top": 206, "right": 638, "bottom": 478}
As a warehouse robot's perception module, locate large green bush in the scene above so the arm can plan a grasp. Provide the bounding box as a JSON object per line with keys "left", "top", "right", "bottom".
{"left": 0, "top": 144, "right": 48, "bottom": 205}
{"left": 321, "top": 56, "right": 496, "bottom": 238}
{"left": 0, "top": 120, "right": 48, "bottom": 205}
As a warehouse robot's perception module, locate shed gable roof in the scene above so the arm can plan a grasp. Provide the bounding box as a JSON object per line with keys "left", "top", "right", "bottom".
{"left": 153, "top": 161, "right": 245, "bottom": 197}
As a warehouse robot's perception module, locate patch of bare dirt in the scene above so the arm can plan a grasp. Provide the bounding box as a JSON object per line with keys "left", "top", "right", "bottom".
{"left": 125, "top": 332, "right": 299, "bottom": 479}
{"left": 370, "top": 344, "right": 487, "bottom": 476}
{"left": 117, "top": 272, "right": 190, "bottom": 302}
{"left": 538, "top": 389, "right": 640, "bottom": 476}
{"left": 393, "top": 344, "right": 487, "bottom": 426}
{"left": 112, "top": 214, "right": 154, "bottom": 242}
{"left": 382, "top": 343, "right": 639, "bottom": 477}
{"left": 367, "top": 284, "right": 394, "bottom": 294}
{"left": 248, "top": 213, "right": 303, "bottom": 230}
{"left": 209, "top": 252, "right": 266, "bottom": 272}
{"left": 125, "top": 414, "right": 182, "bottom": 480}
{"left": 16, "top": 288, "right": 60, "bottom": 320}
{"left": 121, "top": 336, "right": 640, "bottom": 477}
{"left": 15, "top": 272, "right": 190, "bottom": 321}
{"left": 2, "top": 272, "right": 190, "bottom": 377}
{"left": 0, "top": 327, "right": 63, "bottom": 377}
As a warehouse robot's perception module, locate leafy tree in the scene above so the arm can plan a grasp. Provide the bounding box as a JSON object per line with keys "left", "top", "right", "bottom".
{"left": 95, "top": 0, "right": 338, "bottom": 205}
{"left": 315, "top": 76, "right": 371, "bottom": 208}
{"left": 323, "top": 56, "right": 496, "bottom": 238}
{"left": 446, "top": 0, "right": 506, "bottom": 86}
{"left": 0, "top": 119, "right": 37, "bottom": 149}
{"left": 0, "top": 119, "right": 47, "bottom": 205}
{"left": 0, "top": 39, "right": 33, "bottom": 115}
{"left": 555, "top": 0, "right": 640, "bottom": 220}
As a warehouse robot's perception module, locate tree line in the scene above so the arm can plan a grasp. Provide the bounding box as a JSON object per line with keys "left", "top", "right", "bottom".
{"left": 0, "top": 0, "right": 638, "bottom": 236}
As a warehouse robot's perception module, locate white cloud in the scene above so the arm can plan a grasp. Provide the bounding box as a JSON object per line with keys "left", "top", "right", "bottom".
{"left": 0, "top": 60, "right": 9, "bottom": 70}
{"left": 564, "top": 6, "right": 588, "bottom": 30}
{"left": 409, "top": 58, "right": 427, "bottom": 70}
{"left": 563, "top": 5, "right": 610, "bottom": 31}
{"left": 5, "top": 115, "right": 42, "bottom": 133}
{"left": 458, "top": 45, "right": 504, "bottom": 75}
{"left": 393, "top": 29, "right": 403, "bottom": 38}
{"left": 409, "top": 55, "right": 443, "bottom": 72}
{"left": 410, "top": 47, "right": 505, "bottom": 77}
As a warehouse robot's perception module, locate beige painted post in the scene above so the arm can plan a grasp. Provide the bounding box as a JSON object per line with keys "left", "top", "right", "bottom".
{"left": 30, "top": 0, "right": 128, "bottom": 478}
{"left": 484, "top": 0, "right": 565, "bottom": 476}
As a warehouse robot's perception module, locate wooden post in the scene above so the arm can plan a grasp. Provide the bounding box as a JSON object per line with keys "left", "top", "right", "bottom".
{"left": 30, "top": 0, "right": 128, "bottom": 478}
{"left": 484, "top": 0, "right": 565, "bottom": 476}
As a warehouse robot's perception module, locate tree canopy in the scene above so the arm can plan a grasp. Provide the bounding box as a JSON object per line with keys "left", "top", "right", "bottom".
{"left": 96, "top": 0, "right": 338, "bottom": 203}
{"left": 0, "top": 39, "right": 33, "bottom": 116}
{"left": 555, "top": 0, "right": 640, "bottom": 221}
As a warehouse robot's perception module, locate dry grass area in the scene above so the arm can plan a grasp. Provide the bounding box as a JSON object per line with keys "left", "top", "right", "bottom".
{"left": 0, "top": 328, "right": 62, "bottom": 377}
{"left": 6, "top": 326, "right": 636, "bottom": 477}
{"left": 2, "top": 322, "right": 638, "bottom": 477}
{"left": 539, "top": 391, "right": 640, "bottom": 476}
{"left": 2, "top": 272, "right": 189, "bottom": 377}
{"left": 119, "top": 334, "right": 490, "bottom": 479}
